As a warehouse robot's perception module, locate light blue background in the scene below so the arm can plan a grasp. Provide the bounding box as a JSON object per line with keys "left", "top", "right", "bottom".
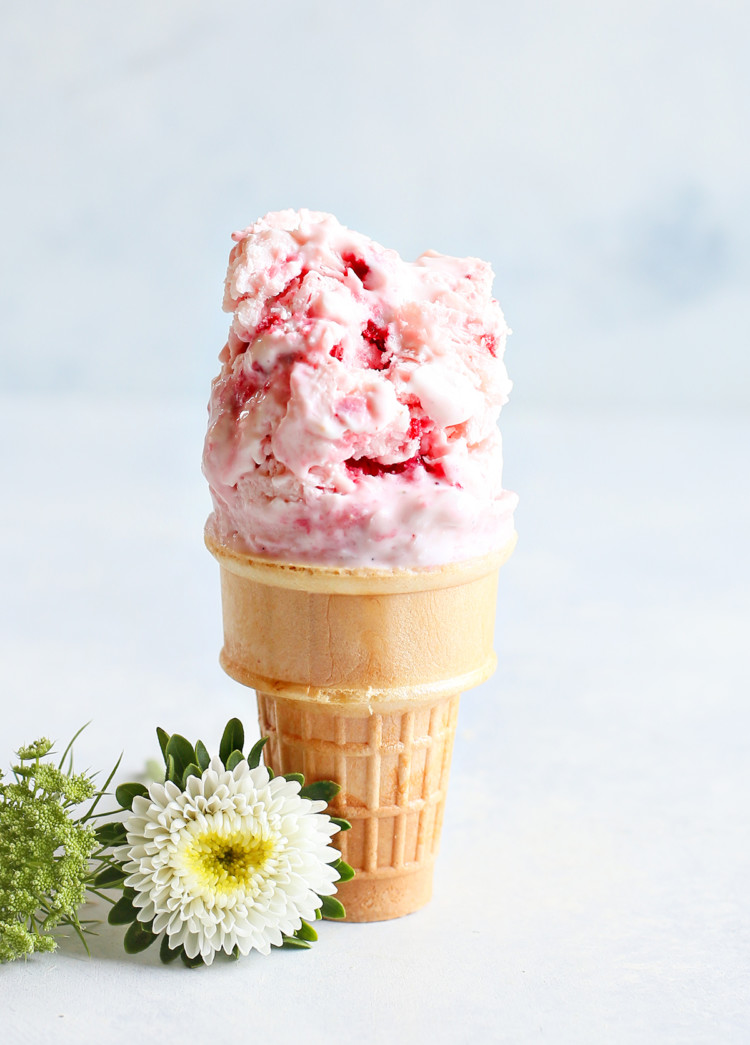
{"left": 2, "top": 5, "right": 748, "bottom": 1043}
{"left": 2, "top": 0, "right": 748, "bottom": 409}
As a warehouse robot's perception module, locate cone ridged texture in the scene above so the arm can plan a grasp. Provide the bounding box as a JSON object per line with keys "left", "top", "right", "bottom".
{"left": 206, "top": 531, "right": 516, "bottom": 920}
{"left": 257, "top": 692, "right": 460, "bottom": 920}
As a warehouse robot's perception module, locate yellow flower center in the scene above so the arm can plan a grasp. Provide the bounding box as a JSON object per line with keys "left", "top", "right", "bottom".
{"left": 185, "top": 829, "right": 275, "bottom": 895}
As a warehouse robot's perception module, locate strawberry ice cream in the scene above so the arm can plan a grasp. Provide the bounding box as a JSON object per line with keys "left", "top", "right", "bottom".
{"left": 202, "top": 209, "right": 517, "bottom": 567}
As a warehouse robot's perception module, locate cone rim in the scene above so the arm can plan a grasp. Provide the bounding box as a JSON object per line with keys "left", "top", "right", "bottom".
{"left": 225, "top": 652, "right": 498, "bottom": 706}
{"left": 205, "top": 528, "right": 517, "bottom": 593}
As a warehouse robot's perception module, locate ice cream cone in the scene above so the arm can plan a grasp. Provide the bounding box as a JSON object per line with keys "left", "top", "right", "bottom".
{"left": 205, "top": 530, "right": 516, "bottom": 921}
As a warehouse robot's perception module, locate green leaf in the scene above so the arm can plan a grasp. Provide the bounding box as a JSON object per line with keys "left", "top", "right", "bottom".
{"left": 329, "top": 817, "right": 351, "bottom": 832}
{"left": 86, "top": 750, "right": 123, "bottom": 821}
{"left": 166, "top": 753, "right": 176, "bottom": 782}
{"left": 68, "top": 918, "right": 92, "bottom": 957}
{"left": 93, "top": 865, "right": 127, "bottom": 888}
{"left": 299, "top": 780, "right": 340, "bottom": 803}
{"left": 108, "top": 895, "right": 138, "bottom": 925}
{"left": 124, "top": 921, "right": 158, "bottom": 954}
{"left": 182, "top": 763, "right": 202, "bottom": 788}
{"left": 156, "top": 727, "right": 170, "bottom": 761}
{"left": 284, "top": 772, "right": 305, "bottom": 786}
{"left": 266, "top": 766, "right": 275, "bottom": 779}
{"left": 159, "top": 935, "right": 182, "bottom": 964}
{"left": 195, "top": 740, "right": 210, "bottom": 772}
{"left": 144, "top": 759, "right": 165, "bottom": 784}
{"left": 319, "top": 895, "right": 346, "bottom": 920}
{"left": 333, "top": 859, "right": 355, "bottom": 883}
{"left": 180, "top": 950, "right": 205, "bottom": 968}
{"left": 229, "top": 944, "right": 241, "bottom": 961}
{"left": 295, "top": 919, "right": 318, "bottom": 942}
{"left": 165, "top": 735, "right": 197, "bottom": 784}
{"left": 314, "top": 908, "right": 322, "bottom": 920}
{"left": 219, "top": 719, "right": 245, "bottom": 767}
{"left": 246, "top": 736, "right": 268, "bottom": 770}
{"left": 281, "top": 934, "right": 311, "bottom": 949}
{"left": 225, "top": 749, "right": 244, "bottom": 772}
{"left": 57, "top": 722, "right": 89, "bottom": 772}
{"left": 115, "top": 782, "right": 149, "bottom": 811}
{"left": 95, "top": 821, "right": 128, "bottom": 846}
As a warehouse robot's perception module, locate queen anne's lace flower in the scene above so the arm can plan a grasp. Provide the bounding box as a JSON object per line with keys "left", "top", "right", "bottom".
{"left": 122, "top": 758, "right": 340, "bottom": 964}
{"left": 0, "top": 735, "right": 103, "bottom": 962}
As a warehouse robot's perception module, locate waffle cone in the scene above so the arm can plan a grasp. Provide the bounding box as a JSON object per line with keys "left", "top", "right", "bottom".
{"left": 206, "top": 531, "right": 516, "bottom": 921}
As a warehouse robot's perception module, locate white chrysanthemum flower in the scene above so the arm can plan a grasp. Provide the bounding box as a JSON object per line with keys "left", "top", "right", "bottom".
{"left": 122, "top": 757, "right": 340, "bottom": 965}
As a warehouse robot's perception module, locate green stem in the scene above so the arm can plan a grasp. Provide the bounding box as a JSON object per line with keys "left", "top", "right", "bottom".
{"left": 86, "top": 888, "right": 117, "bottom": 906}
{"left": 57, "top": 723, "right": 90, "bottom": 772}
{"left": 90, "top": 846, "right": 120, "bottom": 860}
{"left": 68, "top": 918, "right": 91, "bottom": 956}
{"left": 82, "top": 754, "right": 123, "bottom": 822}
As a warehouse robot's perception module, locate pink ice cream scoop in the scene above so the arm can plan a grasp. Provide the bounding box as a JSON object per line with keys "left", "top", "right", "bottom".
{"left": 202, "top": 209, "right": 517, "bottom": 567}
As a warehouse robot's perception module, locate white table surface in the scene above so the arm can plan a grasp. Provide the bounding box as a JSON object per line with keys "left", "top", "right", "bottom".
{"left": 1, "top": 395, "right": 748, "bottom": 1044}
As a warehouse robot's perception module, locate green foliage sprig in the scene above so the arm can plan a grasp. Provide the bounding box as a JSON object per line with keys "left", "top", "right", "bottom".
{"left": 0, "top": 730, "right": 122, "bottom": 962}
